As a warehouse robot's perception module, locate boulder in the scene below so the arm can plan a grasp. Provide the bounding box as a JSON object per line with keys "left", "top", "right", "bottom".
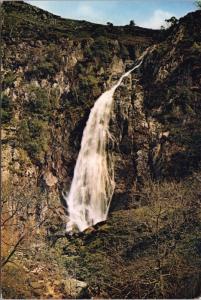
{"left": 43, "top": 171, "right": 58, "bottom": 187}
{"left": 63, "top": 278, "right": 89, "bottom": 299}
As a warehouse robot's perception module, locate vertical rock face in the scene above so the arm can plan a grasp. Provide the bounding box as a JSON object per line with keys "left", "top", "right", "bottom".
{"left": 110, "top": 72, "right": 150, "bottom": 210}
{"left": 2, "top": 1, "right": 201, "bottom": 207}
{"left": 139, "top": 10, "right": 201, "bottom": 179}
{"left": 2, "top": 1, "right": 158, "bottom": 196}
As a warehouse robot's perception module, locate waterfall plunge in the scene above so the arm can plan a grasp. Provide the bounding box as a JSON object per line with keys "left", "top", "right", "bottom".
{"left": 65, "top": 61, "right": 142, "bottom": 233}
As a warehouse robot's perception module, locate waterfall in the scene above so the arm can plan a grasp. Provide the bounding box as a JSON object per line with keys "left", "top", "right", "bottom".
{"left": 65, "top": 61, "right": 142, "bottom": 233}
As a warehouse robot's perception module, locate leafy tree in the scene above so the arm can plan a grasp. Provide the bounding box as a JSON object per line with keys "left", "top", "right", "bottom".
{"left": 129, "top": 20, "right": 136, "bottom": 26}
{"left": 107, "top": 22, "right": 113, "bottom": 27}
{"left": 2, "top": 95, "right": 12, "bottom": 124}
{"left": 165, "top": 16, "right": 178, "bottom": 27}
{"left": 195, "top": 0, "right": 201, "bottom": 8}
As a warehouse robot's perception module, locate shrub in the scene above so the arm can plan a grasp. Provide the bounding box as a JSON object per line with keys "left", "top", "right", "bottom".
{"left": 26, "top": 86, "right": 51, "bottom": 116}
{"left": 64, "top": 175, "right": 201, "bottom": 299}
{"left": 26, "top": 59, "right": 60, "bottom": 79}
{"left": 196, "top": 0, "right": 201, "bottom": 9}
{"left": 2, "top": 264, "right": 33, "bottom": 299}
{"left": 18, "top": 118, "right": 50, "bottom": 164}
{"left": 79, "top": 74, "right": 98, "bottom": 91}
{"left": 120, "top": 44, "right": 130, "bottom": 59}
{"left": 91, "top": 37, "right": 111, "bottom": 63}
{"left": 76, "top": 63, "right": 86, "bottom": 74}
{"left": 129, "top": 20, "right": 136, "bottom": 26}
{"left": 2, "top": 110, "right": 12, "bottom": 124}
{"left": 39, "top": 61, "right": 58, "bottom": 76}
{"left": 2, "top": 72, "right": 16, "bottom": 88}
{"left": 2, "top": 95, "right": 13, "bottom": 124}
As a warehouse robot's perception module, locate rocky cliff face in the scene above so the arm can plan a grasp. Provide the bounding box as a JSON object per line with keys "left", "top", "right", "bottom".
{"left": 3, "top": 1, "right": 201, "bottom": 199}
{"left": 1, "top": 1, "right": 201, "bottom": 299}
{"left": 2, "top": 1, "right": 159, "bottom": 194}
{"left": 109, "top": 10, "right": 201, "bottom": 209}
{"left": 141, "top": 11, "right": 201, "bottom": 179}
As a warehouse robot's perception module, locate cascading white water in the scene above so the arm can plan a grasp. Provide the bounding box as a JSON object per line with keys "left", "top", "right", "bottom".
{"left": 65, "top": 61, "right": 142, "bottom": 233}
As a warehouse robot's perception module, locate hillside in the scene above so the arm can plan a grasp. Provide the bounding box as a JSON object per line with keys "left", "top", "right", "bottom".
{"left": 1, "top": 1, "right": 201, "bottom": 299}
{"left": 2, "top": 0, "right": 160, "bottom": 58}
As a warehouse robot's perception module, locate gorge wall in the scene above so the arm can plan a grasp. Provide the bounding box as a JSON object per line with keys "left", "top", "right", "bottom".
{"left": 1, "top": 1, "right": 201, "bottom": 298}
{"left": 2, "top": 1, "right": 159, "bottom": 197}
{"left": 2, "top": 2, "right": 201, "bottom": 203}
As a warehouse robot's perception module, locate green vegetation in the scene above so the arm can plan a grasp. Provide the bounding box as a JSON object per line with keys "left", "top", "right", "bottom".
{"left": 196, "top": 0, "right": 201, "bottom": 9}
{"left": 2, "top": 264, "right": 33, "bottom": 299}
{"left": 63, "top": 175, "right": 201, "bottom": 298}
{"left": 30, "top": 61, "right": 59, "bottom": 78}
{"left": 18, "top": 118, "right": 50, "bottom": 164}
{"left": 26, "top": 46, "right": 62, "bottom": 79}
{"left": 15, "top": 84, "right": 63, "bottom": 163}
{"left": 2, "top": 174, "right": 201, "bottom": 298}
{"left": 2, "top": 0, "right": 158, "bottom": 43}
{"left": 1, "top": 94, "right": 13, "bottom": 124}
{"left": 2, "top": 185, "right": 68, "bottom": 299}
{"left": 2, "top": 71, "right": 16, "bottom": 88}
{"left": 15, "top": 85, "right": 53, "bottom": 163}
{"left": 191, "top": 41, "right": 201, "bottom": 54}
{"left": 91, "top": 37, "right": 112, "bottom": 63}
{"left": 129, "top": 20, "right": 136, "bottom": 26}
{"left": 107, "top": 22, "right": 113, "bottom": 28}
{"left": 165, "top": 16, "right": 178, "bottom": 27}
{"left": 120, "top": 44, "right": 130, "bottom": 59}
{"left": 26, "top": 86, "right": 51, "bottom": 116}
{"left": 78, "top": 73, "right": 100, "bottom": 99}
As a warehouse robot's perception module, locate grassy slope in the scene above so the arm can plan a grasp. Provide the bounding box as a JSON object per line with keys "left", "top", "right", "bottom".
{"left": 2, "top": 1, "right": 159, "bottom": 42}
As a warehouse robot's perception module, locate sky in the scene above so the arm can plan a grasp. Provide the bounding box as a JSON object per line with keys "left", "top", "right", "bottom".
{"left": 26, "top": 0, "right": 196, "bottom": 29}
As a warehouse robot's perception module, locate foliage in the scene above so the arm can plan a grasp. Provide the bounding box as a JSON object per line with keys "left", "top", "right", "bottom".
{"left": 120, "top": 44, "right": 130, "bottom": 59}
{"left": 26, "top": 86, "right": 51, "bottom": 116}
{"left": 90, "top": 37, "right": 112, "bottom": 63}
{"left": 2, "top": 264, "right": 33, "bottom": 299}
{"left": 76, "top": 63, "right": 86, "bottom": 74}
{"left": 107, "top": 22, "right": 113, "bottom": 27}
{"left": 63, "top": 175, "right": 201, "bottom": 299}
{"left": 2, "top": 0, "right": 159, "bottom": 47}
{"left": 17, "top": 118, "right": 50, "bottom": 164}
{"left": 16, "top": 85, "right": 53, "bottom": 163}
{"left": 195, "top": 0, "right": 201, "bottom": 9}
{"left": 191, "top": 41, "right": 201, "bottom": 54}
{"left": 165, "top": 16, "right": 178, "bottom": 27}
{"left": 26, "top": 61, "right": 59, "bottom": 79}
{"left": 1, "top": 184, "right": 68, "bottom": 299}
{"left": 79, "top": 74, "right": 98, "bottom": 88}
{"left": 129, "top": 20, "right": 136, "bottom": 26}
{"left": 1, "top": 94, "right": 13, "bottom": 124}
{"left": 2, "top": 71, "right": 16, "bottom": 88}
